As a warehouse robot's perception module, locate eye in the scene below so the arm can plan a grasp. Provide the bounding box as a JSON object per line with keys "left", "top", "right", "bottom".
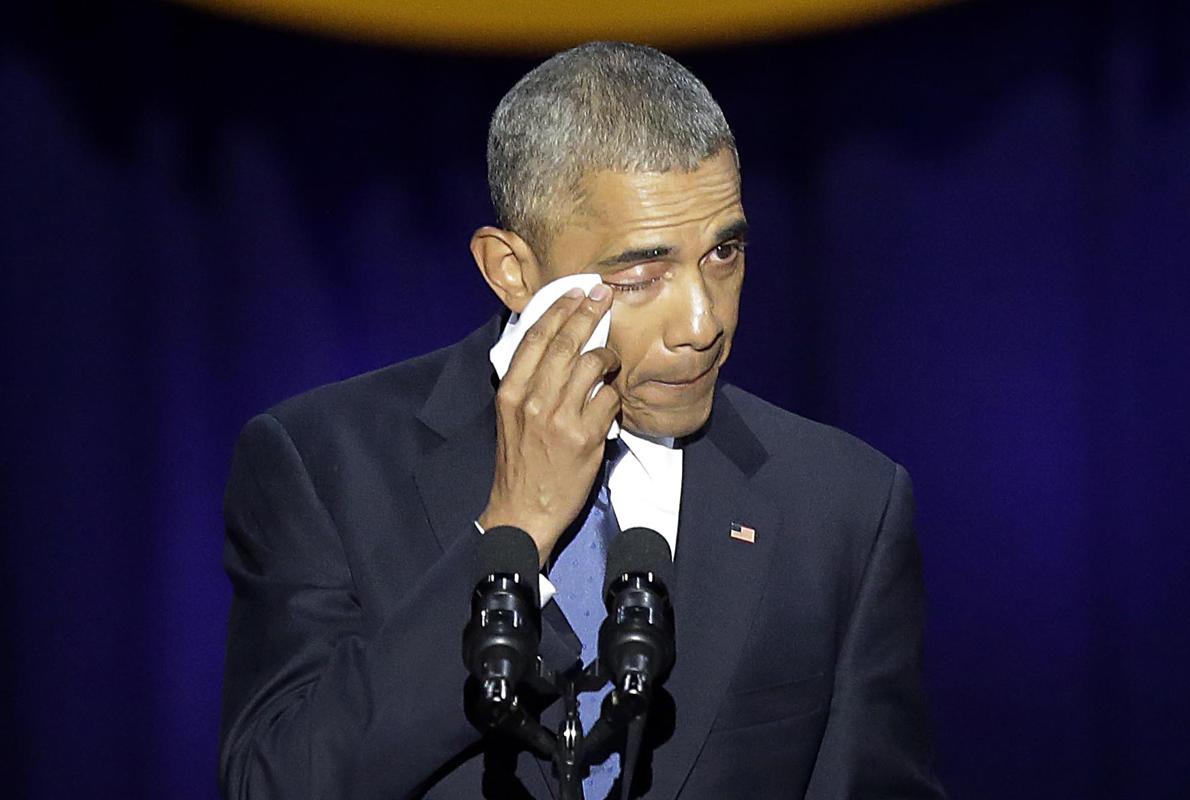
{"left": 604, "top": 262, "right": 668, "bottom": 293}
{"left": 708, "top": 241, "right": 745, "bottom": 263}
{"left": 608, "top": 275, "right": 664, "bottom": 293}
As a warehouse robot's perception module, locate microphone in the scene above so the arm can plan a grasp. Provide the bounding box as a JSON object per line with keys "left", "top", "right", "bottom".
{"left": 462, "top": 526, "right": 541, "bottom": 726}
{"left": 598, "top": 527, "right": 675, "bottom": 701}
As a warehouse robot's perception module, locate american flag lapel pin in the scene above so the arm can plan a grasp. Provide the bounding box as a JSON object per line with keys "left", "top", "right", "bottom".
{"left": 730, "top": 522, "right": 756, "bottom": 544}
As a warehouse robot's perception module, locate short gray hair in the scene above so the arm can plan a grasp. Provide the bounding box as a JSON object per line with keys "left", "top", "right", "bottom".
{"left": 487, "top": 41, "right": 737, "bottom": 250}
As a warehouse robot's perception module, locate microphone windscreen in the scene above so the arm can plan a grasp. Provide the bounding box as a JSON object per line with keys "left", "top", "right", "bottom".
{"left": 604, "top": 527, "right": 673, "bottom": 597}
{"left": 476, "top": 525, "right": 540, "bottom": 589}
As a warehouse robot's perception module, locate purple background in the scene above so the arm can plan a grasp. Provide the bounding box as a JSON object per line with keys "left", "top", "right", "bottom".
{"left": 3, "top": 0, "right": 1188, "bottom": 797}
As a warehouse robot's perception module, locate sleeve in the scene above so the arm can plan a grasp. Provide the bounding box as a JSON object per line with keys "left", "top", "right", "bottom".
{"left": 804, "top": 463, "right": 948, "bottom": 799}
{"left": 219, "top": 413, "right": 481, "bottom": 799}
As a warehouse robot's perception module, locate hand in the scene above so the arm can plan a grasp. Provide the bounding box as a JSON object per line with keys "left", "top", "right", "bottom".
{"left": 479, "top": 284, "right": 621, "bottom": 566}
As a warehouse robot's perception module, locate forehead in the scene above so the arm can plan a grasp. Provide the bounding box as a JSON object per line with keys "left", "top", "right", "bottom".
{"left": 570, "top": 150, "right": 742, "bottom": 242}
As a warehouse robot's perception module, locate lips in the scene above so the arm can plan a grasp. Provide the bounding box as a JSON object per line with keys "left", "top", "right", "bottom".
{"left": 639, "top": 347, "right": 724, "bottom": 388}
{"left": 651, "top": 362, "right": 717, "bottom": 386}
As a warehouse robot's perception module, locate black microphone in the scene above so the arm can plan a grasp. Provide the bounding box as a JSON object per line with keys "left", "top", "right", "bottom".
{"left": 598, "top": 527, "right": 675, "bottom": 701}
{"left": 462, "top": 526, "right": 541, "bottom": 726}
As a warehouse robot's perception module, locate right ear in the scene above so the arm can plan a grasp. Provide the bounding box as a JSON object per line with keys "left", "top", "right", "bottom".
{"left": 470, "top": 226, "right": 545, "bottom": 314}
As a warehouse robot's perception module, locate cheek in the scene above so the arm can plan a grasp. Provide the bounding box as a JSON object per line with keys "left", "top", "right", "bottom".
{"left": 607, "top": 311, "right": 654, "bottom": 381}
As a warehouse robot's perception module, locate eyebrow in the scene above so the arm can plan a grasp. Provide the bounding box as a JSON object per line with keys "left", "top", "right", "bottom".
{"left": 714, "top": 219, "right": 750, "bottom": 245}
{"left": 595, "top": 218, "right": 750, "bottom": 269}
{"left": 596, "top": 245, "right": 674, "bottom": 268}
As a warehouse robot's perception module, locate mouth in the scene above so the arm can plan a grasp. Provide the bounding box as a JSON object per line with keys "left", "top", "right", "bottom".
{"left": 651, "top": 361, "right": 718, "bottom": 388}
{"left": 638, "top": 349, "right": 723, "bottom": 396}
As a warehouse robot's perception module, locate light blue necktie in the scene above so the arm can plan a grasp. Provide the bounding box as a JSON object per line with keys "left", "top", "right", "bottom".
{"left": 549, "top": 438, "right": 629, "bottom": 800}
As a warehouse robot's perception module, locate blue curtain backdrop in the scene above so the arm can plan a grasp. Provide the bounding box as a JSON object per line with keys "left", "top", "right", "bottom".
{"left": 2, "top": 1, "right": 1188, "bottom": 797}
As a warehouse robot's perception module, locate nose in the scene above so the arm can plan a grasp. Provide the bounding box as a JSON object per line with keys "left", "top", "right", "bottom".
{"left": 662, "top": 269, "right": 723, "bottom": 352}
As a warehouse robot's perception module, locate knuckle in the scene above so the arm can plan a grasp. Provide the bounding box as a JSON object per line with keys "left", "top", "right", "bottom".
{"left": 588, "top": 344, "right": 613, "bottom": 361}
{"left": 579, "top": 425, "right": 602, "bottom": 447}
{"left": 596, "top": 385, "right": 621, "bottom": 411}
{"left": 562, "top": 427, "right": 587, "bottom": 449}
{"left": 576, "top": 351, "right": 601, "bottom": 373}
{"left": 522, "top": 395, "right": 544, "bottom": 418}
{"left": 549, "top": 332, "right": 580, "bottom": 354}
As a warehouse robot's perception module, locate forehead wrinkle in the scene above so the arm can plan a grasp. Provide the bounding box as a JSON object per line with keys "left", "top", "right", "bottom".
{"left": 619, "top": 171, "right": 738, "bottom": 213}
{"left": 627, "top": 192, "right": 739, "bottom": 227}
{"left": 583, "top": 154, "right": 740, "bottom": 226}
{"left": 617, "top": 193, "right": 743, "bottom": 238}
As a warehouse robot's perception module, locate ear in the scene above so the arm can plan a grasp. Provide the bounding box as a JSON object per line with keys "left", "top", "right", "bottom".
{"left": 470, "top": 226, "right": 545, "bottom": 314}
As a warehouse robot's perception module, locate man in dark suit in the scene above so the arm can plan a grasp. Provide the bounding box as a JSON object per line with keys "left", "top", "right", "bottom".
{"left": 220, "top": 42, "right": 946, "bottom": 798}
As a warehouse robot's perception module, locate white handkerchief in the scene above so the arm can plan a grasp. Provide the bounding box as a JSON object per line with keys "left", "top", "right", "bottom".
{"left": 488, "top": 273, "right": 619, "bottom": 438}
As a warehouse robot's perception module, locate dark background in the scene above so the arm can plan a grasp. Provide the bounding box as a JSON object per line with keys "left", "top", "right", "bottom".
{"left": 3, "top": 0, "right": 1188, "bottom": 797}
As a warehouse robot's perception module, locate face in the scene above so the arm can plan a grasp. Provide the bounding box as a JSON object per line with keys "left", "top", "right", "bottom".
{"left": 535, "top": 150, "right": 746, "bottom": 439}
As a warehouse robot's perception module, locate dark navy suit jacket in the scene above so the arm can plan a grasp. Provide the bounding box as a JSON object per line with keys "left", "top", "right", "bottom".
{"left": 219, "top": 316, "right": 946, "bottom": 798}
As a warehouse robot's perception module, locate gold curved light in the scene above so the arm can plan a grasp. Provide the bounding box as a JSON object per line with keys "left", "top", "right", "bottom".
{"left": 175, "top": 0, "right": 957, "bottom": 53}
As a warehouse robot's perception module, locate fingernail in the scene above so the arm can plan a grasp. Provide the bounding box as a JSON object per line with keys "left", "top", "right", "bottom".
{"left": 589, "top": 283, "right": 611, "bottom": 301}
{"left": 564, "top": 287, "right": 584, "bottom": 299}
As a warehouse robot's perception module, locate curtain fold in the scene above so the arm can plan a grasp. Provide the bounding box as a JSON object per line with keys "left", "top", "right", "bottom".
{"left": 2, "top": 1, "right": 1187, "bottom": 797}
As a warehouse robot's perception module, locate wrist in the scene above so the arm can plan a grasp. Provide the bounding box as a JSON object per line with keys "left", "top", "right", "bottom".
{"left": 478, "top": 506, "right": 558, "bottom": 568}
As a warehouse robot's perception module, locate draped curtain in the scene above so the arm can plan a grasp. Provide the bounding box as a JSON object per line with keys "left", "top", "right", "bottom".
{"left": 2, "top": 1, "right": 1187, "bottom": 797}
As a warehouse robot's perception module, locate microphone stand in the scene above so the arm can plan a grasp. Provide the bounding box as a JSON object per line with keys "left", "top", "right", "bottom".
{"left": 466, "top": 658, "right": 652, "bottom": 800}
{"left": 464, "top": 527, "right": 673, "bottom": 799}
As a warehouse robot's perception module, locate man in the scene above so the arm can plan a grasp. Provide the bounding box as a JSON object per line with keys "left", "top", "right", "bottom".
{"left": 220, "top": 42, "right": 946, "bottom": 799}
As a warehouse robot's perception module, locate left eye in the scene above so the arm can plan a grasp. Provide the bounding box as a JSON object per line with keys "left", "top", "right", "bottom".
{"left": 710, "top": 242, "right": 743, "bottom": 261}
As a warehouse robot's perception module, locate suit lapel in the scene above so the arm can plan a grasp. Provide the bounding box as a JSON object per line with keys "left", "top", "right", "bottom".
{"left": 412, "top": 317, "right": 502, "bottom": 557}
{"left": 413, "top": 405, "right": 496, "bottom": 555}
{"left": 645, "top": 389, "right": 781, "bottom": 800}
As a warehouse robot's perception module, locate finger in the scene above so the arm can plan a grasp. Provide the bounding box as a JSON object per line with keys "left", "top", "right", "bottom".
{"left": 501, "top": 289, "right": 585, "bottom": 389}
{"left": 531, "top": 286, "right": 613, "bottom": 388}
{"left": 583, "top": 381, "right": 622, "bottom": 433}
{"left": 558, "top": 346, "right": 620, "bottom": 412}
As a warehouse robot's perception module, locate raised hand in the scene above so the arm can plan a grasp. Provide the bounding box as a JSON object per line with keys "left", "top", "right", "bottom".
{"left": 479, "top": 284, "right": 620, "bottom": 566}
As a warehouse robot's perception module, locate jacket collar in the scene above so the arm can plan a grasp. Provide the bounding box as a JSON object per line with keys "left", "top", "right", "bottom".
{"left": 415, "top": 313, "right": 504, "bottom": 441}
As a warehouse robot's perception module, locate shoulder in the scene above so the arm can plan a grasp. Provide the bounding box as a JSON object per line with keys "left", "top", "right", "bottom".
{"left": 227, "top": 329, "right": 489, "bottom": 509}
{"left": 259, "top": 313, "right": 501, "bottom": 442}
{"left": 718, "top": 383, "right": 903, "bottom": 514}
{"left": 721, "top": 384, "right": 897, "bottom": 478}
{"left": 264, "top": 341, "right": 452, "bottom": 439}
{"left": 233, "top": 314, "right": 497, "bottom": 474}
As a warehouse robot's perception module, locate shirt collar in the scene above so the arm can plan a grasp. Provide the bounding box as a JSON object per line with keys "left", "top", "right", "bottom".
{"left": 619, "top": 428, "right": 680, "bottom": 480}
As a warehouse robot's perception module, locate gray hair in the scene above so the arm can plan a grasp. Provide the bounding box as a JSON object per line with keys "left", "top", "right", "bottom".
{"left": 487, "top": 41, "right": 737, "bottom": 250}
